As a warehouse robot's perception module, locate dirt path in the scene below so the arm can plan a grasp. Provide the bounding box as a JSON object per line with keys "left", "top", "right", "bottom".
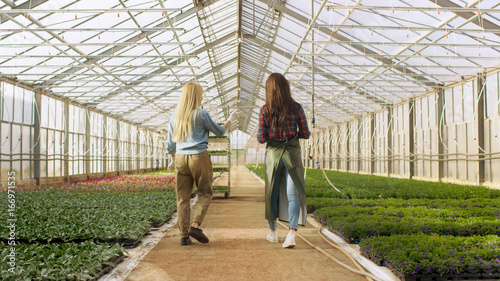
{"left": 126, "top": 165, "right": 368, "bottom": 281}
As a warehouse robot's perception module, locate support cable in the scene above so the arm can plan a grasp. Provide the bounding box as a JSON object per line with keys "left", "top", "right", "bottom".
{"left": 308, "top": 3, "right": 346, "bottom": 198}
{"left": 277, "top": 221, "right": 381, "bottom": 281}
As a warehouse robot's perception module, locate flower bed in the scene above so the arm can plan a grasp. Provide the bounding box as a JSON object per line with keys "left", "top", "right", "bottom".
{"left": 2, "top": 190, "right": 176, "bottom": 209}
{"left": 361, "top": 234, "right": 500, "bottom": 277}
{"left": 303, "top": 168, "right": 500, "bottom": 199}
{"left": 18, "top": 174, "right": 176, "bottom": 192}
{"left": 307, "top": 197, "right": 500, "bottom": 214}
{"left": 315, "top": 207, "right": 500, "bottom": 243}
{"left": 246, "top": 165, "right": 500, "bottom": 279}
{"left": 311, "top": 197, "right": 500, "bottom": 242}
{"left": 0, "top": 173, "right": 178, "bottom": 279}
{"left": 247, "top": 165, "right": 500, "bottom": 200}
{"left": 0, "top": 241, "right": 125, "bottom": 280}
{"left": 0, "top": 191, "right": 176, "bottom": 243}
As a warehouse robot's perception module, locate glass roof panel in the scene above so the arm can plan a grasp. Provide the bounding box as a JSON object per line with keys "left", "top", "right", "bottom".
{"left": 1, "top": 0, "right": 500, "bottom": 134}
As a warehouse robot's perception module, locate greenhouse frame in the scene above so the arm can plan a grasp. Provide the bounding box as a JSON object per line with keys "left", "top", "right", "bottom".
{"left": 3, "top": 1, "right": 500, "bottom": 280}
{"left": 1, "top": 0, "right": 500, "bottom": 188}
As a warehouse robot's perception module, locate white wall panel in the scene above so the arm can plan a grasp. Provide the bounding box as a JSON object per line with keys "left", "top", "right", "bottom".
{"left": 349, "top": 119, "right": 359, "bottom": 172}
{"left": 456, "top": 124, "right": 468, "bottom": 181}
{"left": 466, "top": 123, "right": 478, "bottom": 182}
{"left": 488, "top": 118, "right": 500, "bottom": 183}
{"left": 360, "top": 116, "right": 371, "bottom": 173}
{"left": 289, "top": 71, "right": 499, "bottom": 187}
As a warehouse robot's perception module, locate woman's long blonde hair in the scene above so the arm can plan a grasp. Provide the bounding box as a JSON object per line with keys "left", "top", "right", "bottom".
{"left": 172, "top": 82, "right": 203, "bottom": 142}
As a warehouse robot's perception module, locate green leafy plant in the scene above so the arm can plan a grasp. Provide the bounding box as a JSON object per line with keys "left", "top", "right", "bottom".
{"left": 213, "top": 185, "right": 228, "bottom": 191}
{"left": 246, "top": 165, "right": 500, "bottom": 278}
{"left": 212, "top": 167, "right": 229, "bottom": 172}
{"left": 361, "top": 234, "right": 500, "bottom": 276}
{"left": 0, "top": 241, "right": 124, "bottom": 280}
{"left": 247, "top": 165, "right": 500, "bottom": 200}
{"left": 0, "top": 191, "right": 177, "bottom": 243}
{"left": 208, "top": 149, "right": 228, "bottom": 154}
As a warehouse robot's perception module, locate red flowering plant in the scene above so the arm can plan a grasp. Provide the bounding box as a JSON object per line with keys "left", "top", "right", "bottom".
{"left": 20, "top": 174, "right": 175, "bottom": 192}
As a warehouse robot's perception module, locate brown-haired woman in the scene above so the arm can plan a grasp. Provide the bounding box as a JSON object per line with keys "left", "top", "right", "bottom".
{"left": 257, "top": 73, "right": 311, "bottom": 248}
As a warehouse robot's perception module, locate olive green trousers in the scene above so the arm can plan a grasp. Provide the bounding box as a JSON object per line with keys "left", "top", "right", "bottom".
{"left": 175, "top": 151, "right": 214, "bottom": 237}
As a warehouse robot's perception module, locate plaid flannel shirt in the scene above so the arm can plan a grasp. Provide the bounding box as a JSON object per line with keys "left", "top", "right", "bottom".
{"left": 257, "top": 103, "right": 310, "bottom": 143}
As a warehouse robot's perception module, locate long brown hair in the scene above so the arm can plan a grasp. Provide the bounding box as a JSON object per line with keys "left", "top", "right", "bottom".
{"left": 265, "top": 73, "right": 297, "bottom": 133}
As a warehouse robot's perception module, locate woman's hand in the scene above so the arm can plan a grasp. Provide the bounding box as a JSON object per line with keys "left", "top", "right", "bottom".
{"left": 167, "top": 154, "right": 175, "bottom": 171}
{"left": 225, "top": 109, "right": 243, "bottom": 130}
{"left": 228, "top": 109, "right": 243, "bottom": 123}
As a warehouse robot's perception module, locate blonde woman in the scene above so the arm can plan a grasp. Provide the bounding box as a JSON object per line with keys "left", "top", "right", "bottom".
{"left": 167, "top": 82, "right": 242, "bottom": 245}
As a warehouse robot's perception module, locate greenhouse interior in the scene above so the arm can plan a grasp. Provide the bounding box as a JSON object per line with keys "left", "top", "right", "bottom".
{"left": 1, "top": 0, "right": 500, "bottom": 280}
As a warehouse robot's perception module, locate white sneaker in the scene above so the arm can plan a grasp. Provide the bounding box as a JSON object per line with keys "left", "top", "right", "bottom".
{"left": 266, "top": 231, "right": 278, "bottom": 243}
{"left": 282, "top": 232, "right": 296, "bottom": 248}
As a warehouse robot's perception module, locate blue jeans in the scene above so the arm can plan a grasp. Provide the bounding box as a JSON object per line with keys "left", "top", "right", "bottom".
{"left": 268, "top": 157, "right": 300, "bottom": 230}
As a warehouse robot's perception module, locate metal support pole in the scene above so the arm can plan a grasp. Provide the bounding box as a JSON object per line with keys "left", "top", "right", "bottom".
{"left": 63, "top": 102, "right": 69, "bottom": 182}
{"left": 85, "top": 107, "right": 91, "bottom": 177}
{"left": 103, "top": 116, "right": 107, "bottom": 177}
{"left": 477, "top": 73, "right": 486, "bottom": 184}
{"left": 145, "top": 132, "right": 148, "bottom": 170}
{"left": 136, "top": 130, "right": 140, "bottom": 171}
{"left": 311, "top": 0, "right": 316, "bottom": 170}
{"left": 34, "top": 92, "right": 41, "bottom": 185}
{"left": 311, "top": 0, "right": 315, "bottom": 124}
{"left": 346, "top": 123, "right": 351, "bottom": 171}
{"left": 128, "top": 125, "right": 132, "bottom": 171}
{"left": 8, "top": 86, "right": 13, "bottom": 178}
{"left": 116, "top": 122, "right": 120, "bottom": 172}
{"left": 228, "top": 135, "right": 231, "bottom": 192}
{"left": 370, "top": 114, "right": 375, "bottom": 174}
{"left": 236, "top": 0, "right": 242, "bottom": 115}
{"left": 0, "top": 84, "right": 2, "bottom": 184}
{"left": 150, "top": 133, "right": 154, "bottom": 169}
{"left": 387, "top": 107, "right": 393, "bottom": 177}
{"left": 336, "top": 124, "right": 341, "bottom": 170}
{"left": 326, "top": 132, "right": 329, "bottom": 169}
{"left": 322, "top": 132, "right": 327, "bottom": 169}
{"left": 408, "top": 99, "right": 415, "bottom": 179}
{"left": 357, "top": 119, "right": 362, "bottom": 173}
{"left": 163, "top": 142, "right": 167, "bottom": 169}
{"left": 32, "top": 92, "right": 42, "bottom": 185}
{"left": 437, "top": 87, "right": 445, "bottom": 180}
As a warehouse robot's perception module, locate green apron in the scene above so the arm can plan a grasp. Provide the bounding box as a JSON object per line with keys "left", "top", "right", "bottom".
{"left": 264, "top": 137, "right": 307, "bottom": 226}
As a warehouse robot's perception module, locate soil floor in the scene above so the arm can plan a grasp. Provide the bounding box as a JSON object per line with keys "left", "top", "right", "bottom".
{"left": 126, "top": 165, "right": 369, "bottom": 281}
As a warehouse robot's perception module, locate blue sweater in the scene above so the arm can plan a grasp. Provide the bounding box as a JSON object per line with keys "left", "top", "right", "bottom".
{"left": 167, "top": 109, "right": 226, "bottom": 155}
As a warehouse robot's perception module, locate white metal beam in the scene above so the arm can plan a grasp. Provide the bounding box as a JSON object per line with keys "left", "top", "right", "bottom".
{"left": 259, "top": 0, "right": 437, "bottom": 88}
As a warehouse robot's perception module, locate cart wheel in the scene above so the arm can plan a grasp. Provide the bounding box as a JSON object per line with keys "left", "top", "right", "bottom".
{"left": 224, "top": 192, "right": 229, "bottom": 199}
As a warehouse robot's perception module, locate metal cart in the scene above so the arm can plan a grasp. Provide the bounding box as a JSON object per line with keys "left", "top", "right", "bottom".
{"left": 209, "top": 135, "right": 230, "bottom": 199}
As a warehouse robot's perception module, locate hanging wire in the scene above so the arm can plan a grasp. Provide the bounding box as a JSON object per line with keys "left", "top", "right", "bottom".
{"left": 0, "top": 89, "right": 13, "bottom": 150}
{"left": 438, "top": 92, "right": 448, "bottom": 151}
{"left": 411, "top": 99, "right": 424, "bottom": 158}
{"left": 386, "top": 109, "right": 395, "bottom": 157}
{"left": 470, "top": 76, "right": 487, "bottom": 153}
